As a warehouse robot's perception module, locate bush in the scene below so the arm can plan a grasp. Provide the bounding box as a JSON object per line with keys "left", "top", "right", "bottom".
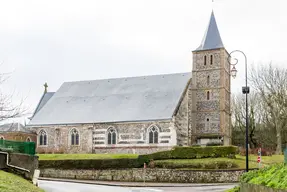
{"left": 154, "top": 159, "right": 239, "bottom": 169}
{"left": 139, "top": 146, "right": 238, "bottom": 161}
{"left": 39, "top": 158, "right": 146, "bottom": 170}
{"left": 240, "top": 163, "right": 287, "bottom": 190}
{"left": 206, "top": 141, "right": 223, "bottom": 146}
{"left": 225, "top": 186, "right": 240, "bottom": 192}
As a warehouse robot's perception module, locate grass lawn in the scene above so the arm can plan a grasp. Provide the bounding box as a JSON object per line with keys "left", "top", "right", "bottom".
{"left": 236, "top": 155, "right": 284, "bottom": 165}
{"left": 38, "top": 153, "right": 139, "bottom": 160}
{"left": 0, "top": 171, "right": 44, "bottom": 192}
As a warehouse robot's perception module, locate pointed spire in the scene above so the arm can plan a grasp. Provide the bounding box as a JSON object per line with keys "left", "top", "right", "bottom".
{"left": 196, "top": 11, "right": 224, "bottom": 51}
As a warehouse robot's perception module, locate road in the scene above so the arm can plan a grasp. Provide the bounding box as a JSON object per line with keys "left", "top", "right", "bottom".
{"left": 38, "top": 180, "right": 237, "bottom": 192}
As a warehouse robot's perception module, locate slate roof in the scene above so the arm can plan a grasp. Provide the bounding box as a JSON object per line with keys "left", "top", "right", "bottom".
{"left": 196, "top": 11, "right": 224, "bottom": 51}
{"left": 0, "top": 123, "right": 33, "bottom": 133}
{"left": 31, "top": 92, "right": 55, "bottom": 118}
{"left": 29, "top": 72, "right": 191, "bottom": 126}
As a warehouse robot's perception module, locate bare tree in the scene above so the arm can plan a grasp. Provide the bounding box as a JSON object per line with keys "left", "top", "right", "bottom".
{"left": 0, "top": 72, "right": 26, "bottom": 122}
{"left": 249, "top": 64, "right": 287, "bottom": 154}
{"left": 231, "top": 92, "right": 264, "bottom": 148}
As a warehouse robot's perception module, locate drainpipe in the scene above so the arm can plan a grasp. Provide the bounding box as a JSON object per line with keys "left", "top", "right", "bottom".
{"left": 0, "top": 151, "right": 30, "bottom": 172}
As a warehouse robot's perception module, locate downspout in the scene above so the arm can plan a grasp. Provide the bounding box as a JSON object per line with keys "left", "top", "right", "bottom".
{"left": 0, "top": 151, "right": 30, "bottom": 172}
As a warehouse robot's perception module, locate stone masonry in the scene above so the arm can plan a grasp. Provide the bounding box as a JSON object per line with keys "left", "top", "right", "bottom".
{"left": 32, "top": 119, "right": 177, "bottom": 154}
{"left": 191, "top": 48, "right": 231, "bottom": 145}
{"left": 40, "top": 168, "right": 244, "bottom": 183}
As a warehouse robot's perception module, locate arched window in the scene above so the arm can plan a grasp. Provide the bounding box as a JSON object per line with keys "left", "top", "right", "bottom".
{"left": 207, "top": 75, "right": 210, "bottom": 86}
{"left": 26, "top": 137, "right": 31, "bottom": 142}
{"left": 210, "top": 55, "right": 213, "bottom": 65}
{"left": 107, "top": 127, "right": 117, "bottom": 145}
{"left": 148, "top": 126, "right": 159, "bottom": 144}
{"left": 70, "top": 128, "right": 80, "bottom": 145}
{"left": 206, "top": 118, "right": 210, "bottom": 129}
{"left": 207, "top": 91, "right": 210, "bottom": 100}
{"left": 204, "top": 55, "right": 207, "bottom": 65}
{"left": 39, "top": 130, "right": 47, "bottom": 146}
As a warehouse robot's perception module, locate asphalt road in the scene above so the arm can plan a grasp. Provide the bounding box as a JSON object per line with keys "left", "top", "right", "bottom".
{"left": 38, "top": 180, "right": 236, "bottom": 192}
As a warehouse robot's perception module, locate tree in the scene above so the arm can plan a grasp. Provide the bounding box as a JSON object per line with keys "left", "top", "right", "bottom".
{"left": 249, "top": 64, "right": 287, "bottom": 154}
{"left": 0, "top": 72, "right": 26, "bottom": 122}
{"left": 231, "top": 92, "right": 264, "bottom": 148}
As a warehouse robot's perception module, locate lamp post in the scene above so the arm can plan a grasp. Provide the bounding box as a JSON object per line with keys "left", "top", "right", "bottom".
{"left": 228, "top": 50, "right": 250, "bottom": 172}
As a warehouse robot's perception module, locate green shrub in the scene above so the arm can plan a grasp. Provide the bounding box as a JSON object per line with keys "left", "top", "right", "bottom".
{"left": 154, "top": 159, "right": 239, "bottom": 169}
{"left": 139, "top": 146, "right": 238, "bottom": 161}
{"left": 206, "top": 141, "right": 223, "bottom": 146}
{"left": 225, "top": 186, "right": 240, "bottom": 192}
{"left": 241, "top": 163, "right": 287, "bottom": 190}
{"left": 39, "top": 158, "right": 146, "bottom": 169}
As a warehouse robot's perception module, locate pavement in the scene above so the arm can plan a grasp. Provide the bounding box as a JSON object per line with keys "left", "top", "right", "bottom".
{"left": 38, "top": 179, "right": 237, "bottom": 192}
{"left": 39, "top": 177, "right": 237, "bottom": 187}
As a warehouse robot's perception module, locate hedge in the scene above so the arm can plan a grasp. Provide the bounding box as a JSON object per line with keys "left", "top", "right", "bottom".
{"left": 138, "top": 146, "right": 238, "bottom": 161}
{"left": 39, "top": 158, "right": 146, "bottom": 170}
{"left": 39, "top": 146, "right": 237, "bottom": 169}
{"left": 154, "top": 159, "right": 239, "bottom": 169}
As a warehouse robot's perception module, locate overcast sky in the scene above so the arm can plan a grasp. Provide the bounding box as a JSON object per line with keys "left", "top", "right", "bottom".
{"left": 1, "top": 0, "right": 286, "bottom": 123}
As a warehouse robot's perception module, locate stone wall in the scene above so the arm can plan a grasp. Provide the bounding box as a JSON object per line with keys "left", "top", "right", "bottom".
{"left": 32, "top": 120, "right": 177, "bottom": 154}
{"left": 0, "top": 152, "right": 38, "bottom": 180}
{"left": 174, "top": 80, "right": 190, "bottom": 146}
{"left": 191, "top": 48, "right": 231, "bottom": 145}
{"left": 40, "top": 168, "right": 244, "bottom": 183}
{"left": 240, "top": 183, "right": 287, "bottom": 192}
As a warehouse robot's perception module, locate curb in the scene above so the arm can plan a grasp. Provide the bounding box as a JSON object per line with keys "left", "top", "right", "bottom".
{"left": 39, "top": 177, "right": 238, "bottom": 187}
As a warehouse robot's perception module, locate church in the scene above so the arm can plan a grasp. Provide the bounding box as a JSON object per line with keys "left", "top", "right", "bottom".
{"left": 28, "top": 11, "right": 231, "bottom": 154}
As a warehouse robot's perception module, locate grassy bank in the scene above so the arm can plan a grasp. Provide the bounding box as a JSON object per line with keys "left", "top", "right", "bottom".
{"left": 241, "top": 163, "right": 287, "bottom": 189}
{"left": 0, "top": 171, "right": 44, "bottom": 192}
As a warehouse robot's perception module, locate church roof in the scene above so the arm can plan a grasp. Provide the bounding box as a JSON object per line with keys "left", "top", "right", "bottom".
{"left": 29, "top": 72, "right": 191, "bottom": 126}
{"left": 196, "top": 11, "right": 224, "bottom": 51}
{"left": 31, "top": 92, "right": 55, "bottom": 118}
{"left": 0, "top": 123, "right": 33, "bottom": 133}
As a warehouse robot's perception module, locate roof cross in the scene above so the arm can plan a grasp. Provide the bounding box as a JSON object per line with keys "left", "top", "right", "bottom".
{"left": 44, "top": 82, "right": 48, "bottom": 93}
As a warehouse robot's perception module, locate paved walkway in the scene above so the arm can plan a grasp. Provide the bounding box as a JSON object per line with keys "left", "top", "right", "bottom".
{"left": 39, "top": 177, "right": 237, "bottom": 187}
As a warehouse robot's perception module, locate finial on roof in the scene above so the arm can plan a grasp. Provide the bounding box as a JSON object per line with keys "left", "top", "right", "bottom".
{"left": 44, "top": 82, "right": 48, "bottom": 93}
{"left": 196, "top": 11, "right": 224, "bottom": 51}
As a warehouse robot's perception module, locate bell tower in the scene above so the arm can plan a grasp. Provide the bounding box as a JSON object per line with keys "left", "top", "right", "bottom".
{"left": 191, "top": 11, "right": 231, "bottom": 145}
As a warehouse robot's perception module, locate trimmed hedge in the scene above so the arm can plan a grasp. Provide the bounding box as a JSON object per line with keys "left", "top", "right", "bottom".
{"left": 39, "top": 158, "right": 146, "bottom": 170}
{"left": 39, "top": 146, "right": 237, "bottom": 170}
{"left": 154, "top": 159, "right": 239, "bottom": 169}
{"left": 139, "top": 146, "right": 238, "bottom": 161}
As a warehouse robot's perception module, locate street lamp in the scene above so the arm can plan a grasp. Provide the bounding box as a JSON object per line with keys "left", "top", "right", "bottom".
{"left": 228, "top": 50, "right": 250, "bottom": 172}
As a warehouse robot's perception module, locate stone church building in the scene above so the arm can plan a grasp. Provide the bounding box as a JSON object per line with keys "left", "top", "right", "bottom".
{"left": 28, "top": 11, "right": 231, "bottom": 154}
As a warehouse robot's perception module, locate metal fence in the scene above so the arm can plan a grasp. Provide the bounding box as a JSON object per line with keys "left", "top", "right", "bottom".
{"left": 0, "top": 139, "right": 35, "bottom": 155}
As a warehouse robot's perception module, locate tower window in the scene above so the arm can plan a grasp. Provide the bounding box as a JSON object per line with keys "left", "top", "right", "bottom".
{"left": 210, "top": 55, "right": 213, "bottom": 65}
{"left": 206, "top": 118, "right": 210, "bottom": 130}
{"left": 204, "top": 55, "right": 207, "bottom": 65}
{"left": 207, "top": 75, "right": 210, "bottom": 86}
{"left": 207, "top": 91, "right": 210, "bottom": 100}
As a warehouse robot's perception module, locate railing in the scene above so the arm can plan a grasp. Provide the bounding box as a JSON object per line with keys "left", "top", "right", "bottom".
{"left": 0, "top": 139, "right": 35, "bottom": 155}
